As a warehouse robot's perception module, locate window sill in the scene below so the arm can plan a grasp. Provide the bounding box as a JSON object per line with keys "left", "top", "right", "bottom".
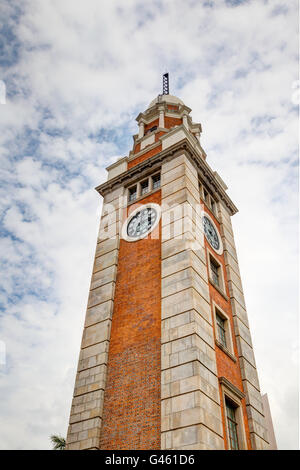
{"left": 216, "top": 340, "right": 237, "bottom": 363}
{"left": 209, "top": 277, "right": 229, "bottom": 301}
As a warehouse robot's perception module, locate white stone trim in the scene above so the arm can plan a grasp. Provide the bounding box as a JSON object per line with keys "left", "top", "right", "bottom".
{"left": 140, "top": 132, "right": 155, "bottom": 150}
{"left": 161, "top": 154, "right": 223, "bottom": 450}
{"left": 65, "top": 187, "right": 124, "bottom": 450}
{"left": 107, "top": 158, "right": 128, "bottom": 181}
{"left": 182, "top": 114, "right": 188, "bottom": 129}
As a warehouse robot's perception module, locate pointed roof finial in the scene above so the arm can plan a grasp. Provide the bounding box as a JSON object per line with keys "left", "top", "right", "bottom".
{"left": 163, "top": 73, "right": 169, "bottom": 95}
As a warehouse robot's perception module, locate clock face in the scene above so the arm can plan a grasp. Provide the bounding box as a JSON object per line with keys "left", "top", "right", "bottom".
{"left": 122, "top": 204, "right": 161, "bottom": 242}
{"left": 203, "top": 215, "right": 221, "bottom": 252}
{"left": 127, "top": 207, "right": 157, "bottom": 238}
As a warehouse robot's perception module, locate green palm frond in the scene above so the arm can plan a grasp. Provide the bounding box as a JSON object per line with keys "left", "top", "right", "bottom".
{"left": 50, "top": 434, "right": 66, "bottom": 450}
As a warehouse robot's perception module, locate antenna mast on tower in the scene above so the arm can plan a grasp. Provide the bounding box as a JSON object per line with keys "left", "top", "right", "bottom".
{"left": 162, "top": 73, "right": 169, "bottom": 95}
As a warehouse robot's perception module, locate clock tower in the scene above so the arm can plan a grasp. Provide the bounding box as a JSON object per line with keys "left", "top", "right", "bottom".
{"left": 65, "top": 78, "right": 269, "bottom": 450}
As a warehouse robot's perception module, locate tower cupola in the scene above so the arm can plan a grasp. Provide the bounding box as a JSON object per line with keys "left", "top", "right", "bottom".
{"left": 133, "top": 78, "right": 203, "bottom": 160}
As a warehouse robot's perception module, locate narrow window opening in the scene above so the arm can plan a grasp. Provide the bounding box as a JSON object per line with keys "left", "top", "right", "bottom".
{"left": 216, "top": 312, "right": 227, "bottom": 348}
{"left": 141, "top": 180, "right": 149, "bottom": 195}
{"left": 210, "top": 257, "right": 220, "bottom": 287}
{"left": 129, "top": 186, "right": 137, "bottom": 202}
{"left": 146, "top": 125, "right": 157, "bottom": 134}
{"left": 152, "top": 174, "right": 161, "bottom": 190}
{"left": 225, "top": 400, "right": 239, "bottom": 450}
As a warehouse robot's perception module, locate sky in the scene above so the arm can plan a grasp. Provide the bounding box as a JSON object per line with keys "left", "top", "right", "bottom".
{"left": 0, "top": 0, "right": 298, "bottom": 450}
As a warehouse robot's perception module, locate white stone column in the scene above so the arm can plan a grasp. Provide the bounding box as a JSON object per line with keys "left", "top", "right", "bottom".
{"left": 138, "top": 121, "right": 145, "bottom": 139}
{"left": 159, "top": 107, "right": 165, "bottom": 128}
{"left": 136, "top": 182, "right": 142, "bottom": 199}
{"left": 218, "top": 203, "right": 269, "bottom": 450}
{"left": 65, "top": 186, "right": 125, "bottom": 450}
{"left": 160, "top": 153, "right": 224, "bottom": 450}
{"left": 182, "top": 113, "right": 189, "bottom": 129}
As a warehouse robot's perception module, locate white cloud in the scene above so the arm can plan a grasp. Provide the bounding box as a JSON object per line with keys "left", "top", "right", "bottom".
{"left": 0, "top": 0, "right": 298, "bottom": 449}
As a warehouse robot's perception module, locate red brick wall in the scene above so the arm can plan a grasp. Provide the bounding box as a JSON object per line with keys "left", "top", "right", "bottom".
{"left": 134, "top": 141, "right": 141, "bottom": 153}
{"left": 144, "top": 119, "right": 159, "bottom": 133}
{"left": 167, "top": 105, "right": 178, "bottom": 111}
{"left": 203, "top": 206, "right": 252, "bottom": 450}
{"left": 99, "top": 191, "right": 161, "bottom": 450}
{"left": 164, "top": 116, "right": 182, "bottom": 129}
{"left": 128, "top": 144, "right": 162, "bottom": 169}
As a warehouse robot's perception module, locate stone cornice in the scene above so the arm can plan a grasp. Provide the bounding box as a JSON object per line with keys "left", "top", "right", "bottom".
{"left": 219, "top": 377, "right": 245, "bottom": 400}
{"left": 95, "top": 139, "right": 238, "bottom": 215}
